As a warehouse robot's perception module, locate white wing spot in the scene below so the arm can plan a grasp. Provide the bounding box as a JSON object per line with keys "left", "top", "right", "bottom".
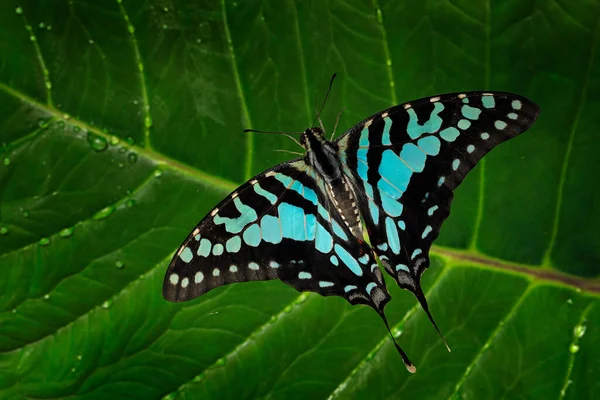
{"left": 169, "top": 273, "right": 179, "bottom": 285}
{"left": 250, "top": 179, "right": 258, "bottom": 185}
{"left": 181, "top": 277, "right": 189, "bottom": 288}
{"left": 212, "top": 268, "right": 220, "bottom": 277}
{"left": 381, "top": 112, "right": 389, "bottom": 118}
{"left": 265, "top": 171, "right": 276, "bottom": 177}
{"left": 192, "top": 228, "right": 200, "bottom": 236}
{"left": 194, "top": 272, "right": 204, "bottom": 283}
{"left": 458, "top": 93, "right": 466, "bottom": 99}
{"left": 430, "top": 96, "right": 440, "bottom": 102}
{"left": 403, "top": 103, "right": 412, "bottom": 109}
{"left": 364, "top": 119, "right": 373, "bottom": 128}
{"left": 231, "top": 192, "right": 238, "bottom": 199}
{"left": 210, "top": 208, "right": 219, "bottom": 217}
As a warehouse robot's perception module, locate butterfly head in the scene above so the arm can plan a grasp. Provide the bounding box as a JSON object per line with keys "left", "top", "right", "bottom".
{"left": 299, "top": 127, "right": 327, "bottom": 151}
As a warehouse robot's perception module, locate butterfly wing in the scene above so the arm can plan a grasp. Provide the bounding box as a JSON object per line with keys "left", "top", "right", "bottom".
{"left": 337, "top": 91, "right": 540, "bottom": 338}
{"left": 163, "top": 160, "right": 391, "bottom": 310}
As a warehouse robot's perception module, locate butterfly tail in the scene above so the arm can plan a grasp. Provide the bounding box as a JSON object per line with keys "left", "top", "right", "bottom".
{"left": 413, "top": 281, "right": 451, "bottom": 353}
{"left": 377, "top": 310, "right": 416, "bottom": 373}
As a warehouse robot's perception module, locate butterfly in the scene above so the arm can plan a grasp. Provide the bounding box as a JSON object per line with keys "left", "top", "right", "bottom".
{"left": 163, "top": 74, "right": 540, "bottom": 372}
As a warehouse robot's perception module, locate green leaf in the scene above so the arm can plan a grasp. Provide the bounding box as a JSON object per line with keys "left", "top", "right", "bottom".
{"left": 1, "top": 1, "right": 599, "bottom": 399}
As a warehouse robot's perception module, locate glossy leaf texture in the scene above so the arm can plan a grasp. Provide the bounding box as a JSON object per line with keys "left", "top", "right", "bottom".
{"left": 1, "top": 1, "right": 599, "bottom": 399}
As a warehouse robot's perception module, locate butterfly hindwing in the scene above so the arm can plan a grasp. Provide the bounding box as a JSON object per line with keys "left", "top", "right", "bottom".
{"left": 337, "top": 91, "right": 539, "bottom": 329}
{"left": 163, "top": 160, "right": 390, "bottom": 315}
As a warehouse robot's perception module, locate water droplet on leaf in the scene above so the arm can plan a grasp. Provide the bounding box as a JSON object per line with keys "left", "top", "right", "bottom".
{"left": 126, "top": 199, "right": 136, "bottom": 207}
{"left": 39, "top": 22, "right": 45, "bottom": 29}
{"left": 39, "top": 237, "right": 50, "bottom": 246}
{"left": 16, "top": 6, "right": 23, "bottom": 14}
{"left": 115, "top": 260, "right": 125, "bottom": 269}
{"left": 93, "top": 205, "right": 116, "bottom": 220}
{"left": 125, "top": 136, "right": 134, "bottom": 145}
{"left": 154, "top": 169, "right": 162, "bottom": 177}
{"left": 569, "top": 343, "right": 579, "bottom": 353}
{"left": 43, "top": 294, "right": 50, "bottom": 300}
{"left": 59, "top": 227, "right": 74, "bottom": 238}
{"left": 87, "top": 132, "right": 108, "bottom": 152}
{"left": 3, "top": 157, "right": 10, "bottom": 166}
{"left": 0, "top": 226, "right": 8, "bottom": 235}
{"left": 22, "top": 209, "right": 30, "bottom": 218}
{"left": 214, "top": 358, "right": 226, "bottom": 367}
{"left": 573, "top": 324, "right": 586, "bottom": 338}
{"left": 102, "top": 299, "right": 112, "bottom": 309}
{"left": 128, "top": 153, "right": 138, "bottom": 164}
{"left": 110, "top": 136, "right": 120, "bottom": 145}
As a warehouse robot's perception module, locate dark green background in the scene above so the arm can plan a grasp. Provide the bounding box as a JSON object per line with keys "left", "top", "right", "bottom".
{"left": 1, "top": 1, "right": 599, "bottom": 399}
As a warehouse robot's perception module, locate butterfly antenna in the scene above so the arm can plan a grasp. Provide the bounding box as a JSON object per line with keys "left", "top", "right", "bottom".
{"left": 273, "top": 149, "right": 304, "bottom": 156}
{"left": 311, "top": 73, "right": 338, "bottom": 129}
{"left": 243, "top": 129, "right": 304, "bottom": 149}
{"left": 378, "top": 311, "right": 416, "bottom": 373}
{"left": 331, "top": 107, "right": 345, "bottom": 140}
{"left": 414, "top": 284, "right": 451, "bottom": 353}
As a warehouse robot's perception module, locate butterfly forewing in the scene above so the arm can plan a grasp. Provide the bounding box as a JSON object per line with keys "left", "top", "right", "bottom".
{"left": 163, "top": 160, "right": 390, "bottom": 314}
{"left": 337, "top": 91, "right": 540, "bottom": 314}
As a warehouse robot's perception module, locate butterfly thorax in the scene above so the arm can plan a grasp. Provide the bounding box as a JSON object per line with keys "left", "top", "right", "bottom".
{"left": 301, "top": 127, "right": 363, "bottom": 238}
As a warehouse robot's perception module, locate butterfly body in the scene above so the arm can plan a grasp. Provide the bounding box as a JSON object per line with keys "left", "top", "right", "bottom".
{"left": 163, "top": 89, "right": 539, "bottom": 372}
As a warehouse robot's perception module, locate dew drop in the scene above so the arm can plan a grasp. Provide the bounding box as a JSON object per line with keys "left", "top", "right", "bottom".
{"left": 118, "top": 162, "right": 124, "bottom": 169}
{"left": 46, "top": 25, "right": 52, "bottom": 31}
{"left": 125, "top": 136, "right": 135, "bottom": 145}
{"left": 93, "top": 205, "right": 116, "bottom": 220}
{"left": 3, "top": 157, "right": 10, "bottom": 166}
{"left": 102, "top": 299, "right": 113, "bottom": 309}
{"left": 63, "top": 113, "right": 71, "bottom": 120}
{"left": 45, "top": 81, "right": 52, "bottom": 90}
{"left": 128, "top": 153, "right": 138, "bottom": 164}
{"left": 214, "top": 357, "right": 226, "bottom": 367}
{"left": 59, "top": 227, "right": 74, "bottom": 238}
{"left": 38, "top": 118, "right": 49, "bottom": 128}
{"left": 87, "top": 132, "right": 108, "bottom": 152}
{"left": 144, "top": 116, "right": 152, "bottom": 128}
{"left": 15, "top": 6, "right": 23, "bottom": 14}
{"left": 573, "top": 324, "right": 586, "bottom": 338}
{"left": 192, "top": 373, "right": 205, "bottom": 383}
{"left": 163, "top": 393, "right": 177, "bottom": 400}
{"left": 39, "top": 22, "right": 45, "bottom": 29}
{"left": 43, "top": 294, "right": 50, "bottom": 300}
{"left": 128, "top": 25, "right": 135, "bottom": 34}
{"left": 154, "top": 169, "right": 162, "bottom": 177}
{"left": 88, "top": 39, "right": 94, "bottom": 44}
{"left": 115, "top": 260, "right": 125, "bottom": 269}
{"left": 0, "top": 226, "right": 8, "bottom": 235}
{"left": 567, "top": 298, "right": 573, "bottom": 305}
{"left": 22, "top": 209, "right": 29, "bottom": 218}
{"left": 39, "top": 237, "right": 50, "bottom": 246}
{"left": 126, "top": 199, "right": 136, "bottom": 207}
{"left": 283, "top": 304, "right": 293, "bottom": 313}
{"left": 77, "top": 354, "right": 83, "bottom": 361}
{"left": 569, "top": 343, "right": 579, "bottom": 354}
{"left": 73, "top": 126, "right": 81, "bottom": 133}
{"left": 110, "top": 136, "right": 120, "bottom": 145}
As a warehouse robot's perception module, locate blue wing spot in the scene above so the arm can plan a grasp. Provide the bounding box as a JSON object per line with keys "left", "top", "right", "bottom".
{"left": 317, "top": 203, "right": 329, "bottom": 221}
{"left": 417, "top": 136, "right": 441, "bottom": 156}
{"left": 366, "top": 282, "right": 377, "bottom": 295}
{"left": 427, "top": 205, "right": 439, "bottom": 216}
{"left": 380, "top": 150, "right": 412, "bottom": 193}
{"left": 397, "top": 220, "right": 406, "bottom": 230}
{"left": 467, "top": 144, "right": 475, "bottom": 153}
{"left": 462, "top": 97, "right": 469, "bottom": 104}
{"left": 381, "top": 116, "right": 393, "bottom": 145}
{"left": 194, "top": 234, "right": 201, "bottom": 241}
{"left": 243, "top": 223, "right": 262, "bottom": 247}
{"left": 198, "top": 238, "right": 212, "bottom": 257}
{"left": 369, "top": 200, "right": 380, "bottom": 225}
{"left": 385, "top": 217, "right": 401, "bottom": 255}
{"left": 400, "top": 143, "right": 427, "bottom": 172}
{"left": 212, "top": 244, "right": 224, "bottom": 256}
{"left": 319, "top": 281, "right": 334, "bottom": 288}
{"left": 253, "top": 182, "right": 278, "bottom": 204}
{"left": 452, "top": 159, "right": 461, "bottom": 171}
{"left": 371, "top": 264, "right": 378, "bottom": 273}
{"left": 377, "top": 243, "right": 388, "bottom": 251}
{"left": 359, "top": 127, "right": 369, "bottom": 147}
{"left": 396, "top": 264, "right": 409, "bottom": 272}
{"left": 438, "top": 176, "right": 445, "bottom": 186}
{"left": 225, "top": 236, "right": 241, "bottom": 253}
{"left": 229, "top": 265, "right": 238, "bottom": 273}
{"left": 458, "top": 119, "right": 471, "bottom": 130}
{"left": 461, "top": 105, "right": 481, "bottom": 120}
{"left": 332, "top": 220, "right": 349, "bottom": 241}
{"left": 482, "top": 95, "right": 495, "bottom": 108}
{"left": 334, "top": 244, "right": 363, "bottom": 276}
{"left": 269, "top": 261, "right": 280, "bottom": 269}
{"left": 357, "top": 149, "right": 368, "bottom": 180}
{"left": 260, "top": 215, "right": 282, "bottom": 244}
{"left": 279, "top": 203, "right": 306, "bottom": 241}
{"left": 481, "top": 132, "right": 490, "bottom": 140}
{"left": 344, "top": 285, "right": 357, "bottom": 293}
{"left": 306, "top": 213, "right": 317, "bottom": 241}
{"left": 508, "top": 112, "right": 518, "bottom": 120}
{"left": 213, "top": 197, "right": 257, "bottom": 234}
{"left": 330, "top": 255, "right": 339, "bottom": 266}
{"left": 440, "top": 127, "right": 460, "bottom": 142}
{"left": 411, "top": 249, "right": 422, "bottom": 259}
{"left": 273, "top": 173, "right": 294, "bottom": 188}
{"left": 315, "top": 222, "right": 333, "bottom": 253}
{"left": 179, "top": 247, "right": 193, "bottom": 263}
{"left": 422, "top": 225, "right": 433, "bottom": 239}
{"left": 511, "top": 99, "right": 522, "bottom": 110}
{"left": 212, "top": 268, "right": 220, "bottom": 277}
{"left": 378, "top": 176, "right": 403, "bottom": 199}
{"left": 194, "top": 272, "right": 204, "bottom": 283}
{"left": 495, "top": 120, "right": 507, "bottom": 130}
{"left": 381, "top": 192, "right": 404, "bottom": 217}
{"left": 249, "top": 262, "right": 260, "bottom": 270}
{"left": 406, "top": 101, "right": 445, "bottom": 139}
{"left": 359, "top": 254, "right": 370, "bottom": 264}
{"left": 299, "top": 271, "right": 312, "bottom": 279}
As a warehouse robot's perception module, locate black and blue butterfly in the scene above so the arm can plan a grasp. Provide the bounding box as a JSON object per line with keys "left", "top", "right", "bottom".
{"left": 163, "top": 75, "right": 540, "bottom": 372}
